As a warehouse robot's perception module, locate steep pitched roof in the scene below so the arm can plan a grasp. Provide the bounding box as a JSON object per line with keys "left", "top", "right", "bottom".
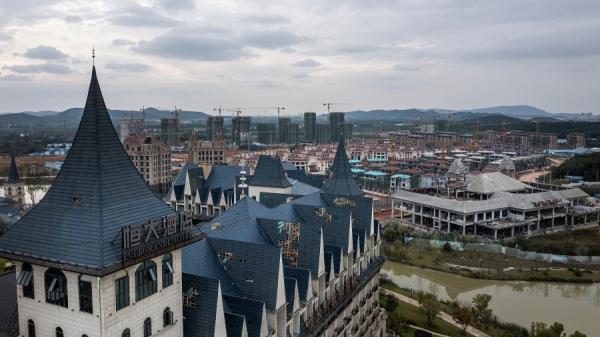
{"left": 0, "top": 67, "right": 175, "bottom": 274}
{"left": 7, "top": 154, "right": 19, "bottom": 184}
{"left": 250, "top": 155, "right": 291, "bottom": 188}
{"left": 321, "top": 140, "right": 362, "bottom": 196}
{"left": 182, "top": 275, "right": 223, "bottom": 337}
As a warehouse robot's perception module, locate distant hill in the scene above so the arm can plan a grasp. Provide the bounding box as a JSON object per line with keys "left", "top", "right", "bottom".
{"left": 345, "top": 109, "right": 436, "bottom": 122}
{"left": 343, "top": 105, "right": 555, "bottom": 122}
{"left": 469, "top": 105, "right": 553, "bottom": 118}
{"left": 0, "top": 107, "right": 209, "bottom": 129}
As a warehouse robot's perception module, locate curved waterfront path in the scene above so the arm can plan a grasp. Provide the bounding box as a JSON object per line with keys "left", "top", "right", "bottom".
{"left": 382, "top": 288, "right": 491, "bottom": 337}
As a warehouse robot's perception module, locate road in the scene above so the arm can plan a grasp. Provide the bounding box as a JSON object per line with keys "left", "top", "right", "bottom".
{"left": 382, "top": 289, "right": 491, "bottom": 337}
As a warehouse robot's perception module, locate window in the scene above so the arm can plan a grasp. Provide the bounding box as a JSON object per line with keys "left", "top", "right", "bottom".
{"left": 56, "top": 327, "right": 64, "bottom": 337}
{"left": 45, "top": 269, "right": 68, "bottom": 307}
{"left": 27, "top": 319, "right": 35, "bottom": 337}
{"left": 115, "top": 276, "right": 130, "bottom": 310}
{"left": 136, "top": 261, "right": 157, "bottom": 301}
{"left": 163, "top": 307, "right": 173, "bottom": 327}
{"left": 183, "top": 287, "right": 199, "bottom": 308}
{"left": 79, "top": 279, "right": 93, "bottom": 313}
{"left": 18, "top": 263, "right": 34, "bottom": 299}
{"left": 82, "top": 335, "right": 89, "bottom": 337}
{"left": 162, "top": 253, "right": 173, "bottom": 288}
{"left": 143, "top": 318, "right": 152, "bottom": 337}
{"left": 122, "top": 329, "right": 130, "bottom": 337}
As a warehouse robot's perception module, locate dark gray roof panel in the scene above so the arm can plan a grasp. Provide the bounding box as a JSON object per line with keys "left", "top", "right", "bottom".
{"left": 7, "top": 154, "right": 19, "bottom": 184}
{"left": 208, "top": 237, "right": 282, "bottom": 311}
{"left": 182, "top": 239, "right": 240, "bottom": 295}
{"left": 224, "top": 312, "right": 247, "bottom": 337}
{"left": 321, "top": 140, "right": 362, "bottom": 196}
{"left": 182, "top": 274, "right": 220, "bottom": 337}
{"left": 250, "top": 155, "right": 291, "bottom": 188}
{"left": 224, "top": 295, "right": 266, "bottom": 337}
{"left": 0, "top": 272, "right": 17, "bottom": 336}
{"left": 283, "top": 266, "right": 311, "bottom": 302}
{"left": 0, "top": 67, "right": 175, "bottom": 272}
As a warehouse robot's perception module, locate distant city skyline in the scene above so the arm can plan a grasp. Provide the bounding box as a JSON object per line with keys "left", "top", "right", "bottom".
{"left": 1, "top": 1, "right": 599, "bottom": 114}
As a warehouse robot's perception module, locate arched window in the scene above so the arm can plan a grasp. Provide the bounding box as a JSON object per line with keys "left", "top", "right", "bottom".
{"left": 162, "top": 253, "right": 173, "bottom": 288}
{"left": 82, "top": 335, "right": 89, "bottom": 337}
{"left": 45, "top": 269, "right": 68, "bottom": 307}
{"left": 163, "top": 307, "right": 173, "bottom": 327}
{"left": 18, "top": 263, "right": 35, "bottom": 299}
{"left": 136, "top": 261, "right": 157, "bottom": 301}
{"left": 143, "top": 318, "right": 152, "bottom": 337}
{"left": 27, "top": 319, "right": 35, "bottom": 337}
{"left": 122, "top": 329, "right": 130, "bottom": 337}
{"left": 55, "top": 327, "right": 64, "bottom": 337}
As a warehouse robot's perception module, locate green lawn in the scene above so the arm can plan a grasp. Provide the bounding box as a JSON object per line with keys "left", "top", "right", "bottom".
{"left": 381, "top": 292, "right": 471, "bottom": 337}
{"left": 382, "top": 242, "right": 600, "bottom": 283}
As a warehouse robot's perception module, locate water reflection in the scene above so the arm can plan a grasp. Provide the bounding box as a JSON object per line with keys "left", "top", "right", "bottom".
{"left": 383, "top": 261, "right": 600, "bottom": 335}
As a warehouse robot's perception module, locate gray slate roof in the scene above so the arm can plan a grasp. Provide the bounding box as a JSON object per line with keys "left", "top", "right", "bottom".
{"left": 0, "top": 67, "right": 175, "bottom": 274}
{"left": 7, "top": 154, "right": 19, "bottom": 184}
{"left": 250, "top": 155, "right": 291, "bottom": 188}
{"left": 0, "top": 272, "right": 17, "bottom": 337}
{"left": 321, "top": 141, "right": 362, "bottom": 196}
{"left": 182, "top": 274, "right": 222, "bottom": 337}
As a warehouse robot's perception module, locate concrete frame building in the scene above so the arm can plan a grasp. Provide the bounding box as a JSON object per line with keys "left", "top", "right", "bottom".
{"left": 207, "top": 116, "right": 225, "bottom": 141}
{"left": 303, "top": 113, "right": 316, "bottom": 143}
{"left": 392, "top": 172, "right": 598, "bottom": 239}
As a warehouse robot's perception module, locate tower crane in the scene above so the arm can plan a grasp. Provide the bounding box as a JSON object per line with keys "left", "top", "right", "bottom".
{"left": 322, "top": 103, "right": 349, "bottom": 114}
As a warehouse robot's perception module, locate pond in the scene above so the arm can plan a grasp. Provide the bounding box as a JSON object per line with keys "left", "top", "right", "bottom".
{"left": 383, "top": 260, "right": 600, "bottom": 336}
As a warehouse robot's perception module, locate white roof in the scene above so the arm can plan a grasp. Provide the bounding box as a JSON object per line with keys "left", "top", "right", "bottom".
{"left": 466, "top": 172, "right": 529, "bottom": 194}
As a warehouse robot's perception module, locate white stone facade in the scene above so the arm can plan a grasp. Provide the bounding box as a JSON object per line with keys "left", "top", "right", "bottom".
{"left": 15, "top": 249, "right": 183, "bottom": 337}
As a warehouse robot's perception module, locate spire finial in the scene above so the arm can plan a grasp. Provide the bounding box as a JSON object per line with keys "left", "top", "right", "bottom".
{"left": 92, "top": 43, "right": 95, "bottom": 66}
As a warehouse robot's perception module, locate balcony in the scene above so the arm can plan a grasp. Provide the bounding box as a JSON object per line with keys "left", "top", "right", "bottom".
{"left": 305, "top": 256, "right": 385, "bottom": 337}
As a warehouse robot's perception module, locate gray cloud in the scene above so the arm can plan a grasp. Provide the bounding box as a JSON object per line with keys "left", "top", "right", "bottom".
{"left": 0, "top": 31, "right": 12, "bottom": 41}
{"left": 240, "top": 29, "right": 307, "bottom": 49}
{"left": 241, "top": 14, "right": 290, "bottom": 25}
{"left": 64, "top": 15, "right": 82, "bottom": 23}
{"left": 105, "top": 62, "right": 151, "bottom": 72}
{"left": 0, "top": 74, "right": 32, "bottom": 81}
{"left": 154, "top": 0, "right": 195, "bottom": 11}
{"left": 464, "top": 26, "right": 600, "bottom": 61}
{"left": 110, "top": 5, "right": 179, "bottom": 27}
{"left": 134, "top": 31, "right": 246, "bottom": 61}
{"left": 133, "top": 26, "right": 306, "bottom": 61}
{"left": 113, "top": 39, "right": 136, "bottom": 46}
{"left": 3, "top": 63, "right": 74, "bottom": 74}
{"left": 293, "top": 59, "right": 321, "bottom": 67}
{"left": 23, "top": 46, "right": 68, "bottom": 60}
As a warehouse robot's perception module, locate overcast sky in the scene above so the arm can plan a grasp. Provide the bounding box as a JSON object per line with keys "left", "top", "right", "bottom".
{"left": 1, "top": 0, "right": 599, "bottom": 115}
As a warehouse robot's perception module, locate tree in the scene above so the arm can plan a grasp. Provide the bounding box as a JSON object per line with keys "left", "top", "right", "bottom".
{"left": 529, "top": 322, "right": 570, "bottom": 337}
{"left": 472, "top": 293, "right": 493, "bottom": 325}
{"left": 569, "top": 332, "right": 587, "bottom": 337}
{"left": 453, "top": 307, "right": 472, "bottom": 334}
{"left": 422, "top": 298, "right": 441, "bottom": 326}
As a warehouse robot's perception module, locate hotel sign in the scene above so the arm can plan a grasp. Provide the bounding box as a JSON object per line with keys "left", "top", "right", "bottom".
{"left": 121, "top": 211, "right": 193, "bottom": 261}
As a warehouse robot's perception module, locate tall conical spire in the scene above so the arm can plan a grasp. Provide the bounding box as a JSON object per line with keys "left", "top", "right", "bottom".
{"left": 321, "top": 140, "right": 362, "bottom": 196}
{"left": 0, "top": 66, "right": 176, "bottom": 274}
{"left": 7, "top": 153, "right": 19, "bottom": 183}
